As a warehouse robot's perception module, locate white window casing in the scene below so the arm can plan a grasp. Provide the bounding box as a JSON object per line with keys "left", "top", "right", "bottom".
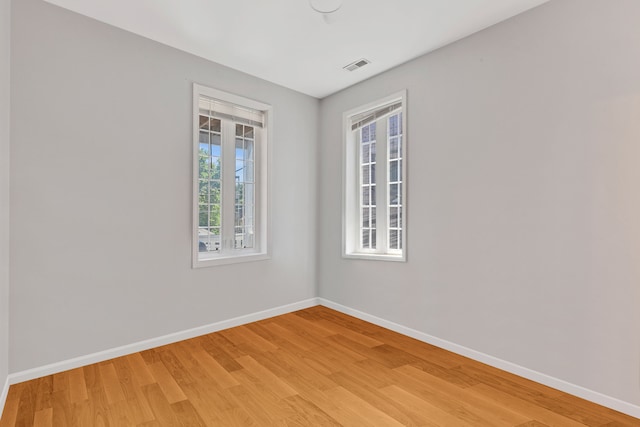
{"left": 343, "top": 90, "right": 407, "bottom": 261}
{"left": 193, "top": 84, "right": 271, "bottom": 268}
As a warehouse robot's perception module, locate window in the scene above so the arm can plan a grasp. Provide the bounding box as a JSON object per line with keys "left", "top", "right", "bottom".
{"left": 343, "top": 91, "right": 406, "bottom": 261}
{"left": 193, "top": 84, "right": 271, "bottom": 267}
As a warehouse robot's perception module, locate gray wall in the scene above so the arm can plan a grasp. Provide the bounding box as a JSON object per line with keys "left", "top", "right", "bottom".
{"left": 319, "top": 0, "right": 640, "bottom": 405}
{"left": 10, "top": 0, "right": 318, "bottom": 372}
{"left": 0, "top": 0, "right": 9, "bottom": 392}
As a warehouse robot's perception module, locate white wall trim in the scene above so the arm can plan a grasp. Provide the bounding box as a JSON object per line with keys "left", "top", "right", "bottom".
{"left": 0, "top": 375, "right": 9, "bottom": 418}
{"left": 8, "top": 298, "right": 319, "bottom": 385}
{"left": 317, "top": 298, "right": 640, "bottom": 420}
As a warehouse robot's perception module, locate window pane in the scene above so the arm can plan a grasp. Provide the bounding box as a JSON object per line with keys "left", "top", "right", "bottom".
{"left": 389, "top": 115, "right": 398, "bottom": 136}
{"left": 362, "top": 142, "right": 370, "bottom": 163}
{"left": 390, "top": 183, "right": 399, "bottom": 205}
{"left": 199, "top": 130, "right": 209, "bottom": 145}
{"left": 389, "top": 229, "right": 398, "bottom": 249}
{"left": 390, "top": 207, "right": 398, "bottom": 228}
{"left": 211, "top": 157, "right": 221, "bottom": 179}
{"left": 211, "top": 118, "right": 221, "bottom": 133}
{"left": 236, "top": 138, "right": 243, "bottom": 159}
{"left": 362, "top": 125, "right": 370, "bottom": 143}
{"left": 236, "top": 124, "right": 243, "bottom": 137}
{"left": 363, "top": 186, "right": 370, "bottom": 206}
{"left": 370, "top": 142, "right": 376, "bottom": 163}
{"left": 199, "top": 115, "right": 209, "bottom": 130}
{"left": 245, "top": 160, "right": 254, "bottom": 182}
{"left": 390, "top": 160, "right": 398, "bottom": 182}
{"left": 244, "top": 126, "right": 254, "bottom": 139}
{"left": 211, "top": 134, "right": 221, "bottom": 156}
{"left": 362, "top": 165, "right": 370, "bottom": 185}
{"left": 371, "top": 163, "right": 376, "bottom": 184}
{"left": 370, "top": 122, "right": 376, "bottom": 141}
{"left": 390, "top": 137, "right": 399, "bottom": 159}
{"left": 244, "top": 140, "right": 254, "bottom": 161}
{"left": 362, "top": 207, "right": 369, "bottom": 228}
{"left": 362, "top": 229, "right": 370, "bottom": 248}
{"left": 371, "top": 229, "right": 377, "bottom": 248}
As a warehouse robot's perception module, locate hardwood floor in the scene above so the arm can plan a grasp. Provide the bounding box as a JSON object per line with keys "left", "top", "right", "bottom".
{"left": 1, "top": 306, "right": 637, "bottom": 426}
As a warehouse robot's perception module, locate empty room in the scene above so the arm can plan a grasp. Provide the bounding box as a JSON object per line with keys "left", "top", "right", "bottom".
{"left": 1, "top": 0, "right": 639, "bottom": 425}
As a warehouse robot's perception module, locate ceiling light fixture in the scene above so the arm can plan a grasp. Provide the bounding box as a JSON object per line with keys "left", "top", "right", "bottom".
{"left": 309, "top": 0, "right": 343, "bottom": 24}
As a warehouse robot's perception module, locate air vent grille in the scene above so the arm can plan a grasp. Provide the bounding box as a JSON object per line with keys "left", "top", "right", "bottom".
{"left": 343, "top": 58, "right": 370, "bottom": 71}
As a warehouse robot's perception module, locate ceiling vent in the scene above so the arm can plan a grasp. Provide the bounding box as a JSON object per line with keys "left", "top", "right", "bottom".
{"left": 343, "top": 58, "right": 370, "bottom": 72}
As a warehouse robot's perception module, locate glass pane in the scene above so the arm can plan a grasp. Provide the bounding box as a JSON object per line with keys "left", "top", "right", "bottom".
{"left": 398, "top": 183, "right": 402, "bottom": 205}
{"left": 362, "top": 142, "right": 370, "bottom": 164}
{"left": 211, "top": 118, "right": 221, "bottom": 133}
{"left": 371, "top": 185, "right": 376, "bottom": 206}
{"left": 362, "top": 125, "right": 370, "bottom": 143}
{"left": 398, "top": 112, "right": 403, "bottom": 134}
{"left": 245, "top": 183, "right": 254, "bottom": 207}
{"left": 398, "top": 207, "right": 402, "bottom": 228}
{"left": 210, "top": 180, "right": 221, "bottom": 204}
{"left": 398, "top": 136, "right": 402, "bottom": 158}
{"left": 236, "top": 124, "right": 243, "bottom": 137}
{"left": 211, "top": 157, "right": 221, "bottom": 179}
{"left": 371, "top": 207, "right": 376, "bottom": 227}
{"left": 199, "top": 141, "right": 210, "bottom": 156}
{"left": 390, "top": 137, "right": 399, "bottom": 159}
{"left": 370, "top": 142, "right": 376, "bottom": 163}
{"left": 390, "top": 183, "right": 399, "bottom": 205}
{"left": 362, "top": 229, "right": 370, "bottom": 248}
{"left": 211, "top": 134, "right": 221, "bottom": 156}
{"left": 235, "top": 182, "right": 244, "bottom": 204}
{"left": 390, "top": 207, "right": 398, "bottom": 228}
{"left": 389, "top": 115, "right": 398, "bottom": 136}
{"left": 209, "top": 204, "right": 221, "bottom": 227}
{"left": 371, "top": 163, "right": 376, "bottom": 184}
{"left": 243, "top": 229, "right": 254, "bottom": 249}
{"left": 371, "top": 229, "right": 377, "bottom": 248}
{"left": 362, "top": 165, "right": 370, "bottom": 185}
{"left": 390, "top": 160, "right": 398, "bottom": 182}
{"left": 199, "top": 212, "right": 208, "bottom": 227}
{"left": 362, "top": 207, "right": 369, "bottom": 228}
{"left": 390, "top": 230, "right": 398, "bottom": 249}
{"left": 199, "top": 131, "right": 209, "bottom": 145}
{"left": 236, "top": 138, "right": 244, "bottom": 159}
{"left": 362, "top": 186, "right": 370, "bottom": 206}
{"left": 244, "top": 126, "right": 254, "bottom": 139}
{"left": 236, "top": 160, "right": 245, "bottom": 182}
{"left": 244, "top": 140, "right": 254, "bottom": 161}
{"left": 370, "top": 122, "right": 376, "bottom": 141}
{"left": 245, "top": 161, "right": 254, "bottom": 182}
{"left": 199, "top": 115, "right": 209, "bottom": 130}
{"left": 234, "top": 227, "right": 244, "bottom": 249}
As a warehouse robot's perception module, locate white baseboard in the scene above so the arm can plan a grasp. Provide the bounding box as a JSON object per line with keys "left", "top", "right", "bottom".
{"left": 0, "top": 375, "right": 9, "bottom": 418}
{"left": 8, "top": 298, "right": 319, "bottom": 385}
{"left": 317, "top": 298, "right": 640, "bottom": 420}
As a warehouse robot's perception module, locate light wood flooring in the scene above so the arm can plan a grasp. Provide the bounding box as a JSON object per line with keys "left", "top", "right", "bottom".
{"left": 1, "top": 306, "right": 638, "bottom": 426}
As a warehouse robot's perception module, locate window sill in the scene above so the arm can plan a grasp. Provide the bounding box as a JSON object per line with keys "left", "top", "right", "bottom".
{"left": 342, "top": 252, "right": 406, "bottom": 262}
{"left": 193, "top": 252, "right": 270, "bottom": 268}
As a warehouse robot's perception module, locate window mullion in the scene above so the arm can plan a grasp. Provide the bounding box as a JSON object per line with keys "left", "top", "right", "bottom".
{"left": 221, "top": 119, "right": 236, "bottom": 252}
{"left": 376, "top": 118, "right": 389, "bottom": 253}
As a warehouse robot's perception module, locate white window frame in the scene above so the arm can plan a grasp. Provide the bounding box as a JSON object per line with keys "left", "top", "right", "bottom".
{"left": 192, "top": 84, "right": 271, "bottom": 268}
{"left": 342, "top": 90, "right": 407, "bottom": 262}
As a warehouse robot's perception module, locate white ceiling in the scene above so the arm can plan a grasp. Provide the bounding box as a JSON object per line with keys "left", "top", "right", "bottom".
{"left": 42, "top": 0, "right": 549, "bottom": 98}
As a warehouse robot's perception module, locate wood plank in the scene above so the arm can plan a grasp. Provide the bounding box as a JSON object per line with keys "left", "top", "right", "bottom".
{"left": 147, "top": 362, "right": 188, "bottom": 404}
{"left": 32, "top": 407, "right": 52, "bottom": 427}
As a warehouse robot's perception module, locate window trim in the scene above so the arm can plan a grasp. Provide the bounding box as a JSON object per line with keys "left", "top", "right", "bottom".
{"left": 342, "top": 90, "right": 407, "bottom": 262}
{"left": 192, "top": 84, "right": 272, "bottom": 268}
